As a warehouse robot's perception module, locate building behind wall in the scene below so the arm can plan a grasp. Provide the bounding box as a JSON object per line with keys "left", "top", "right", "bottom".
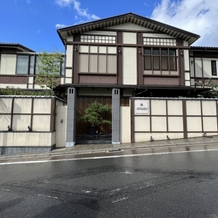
{"left": 0, "top": 13, "right": 218, "bottom": 150}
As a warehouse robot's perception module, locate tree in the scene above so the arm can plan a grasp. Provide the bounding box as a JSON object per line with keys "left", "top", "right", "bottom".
{"left": 35, "top": 51, "right": 63, "bottom": 94}
{"left": 197, "top": 78, "right": 218, "bottom": 98}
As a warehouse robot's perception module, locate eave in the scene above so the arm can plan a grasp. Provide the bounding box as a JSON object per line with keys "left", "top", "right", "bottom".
{"left": 57, "top": 12, "right": 200, "bottom": 46}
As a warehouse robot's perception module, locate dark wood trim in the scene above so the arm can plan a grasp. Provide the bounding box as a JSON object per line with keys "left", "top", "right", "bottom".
{"left": 182, "top": 100, "right": 187, "bottom": 138}
{"left": 149, "top": 99, "right": 152, "bottom": 133}
{"left": 50, "top": 98, "right": 55, "bottom": 132}
{"left": 66, "top": 41, "right": 189, "bottom": 49}
{"left": 78, "top": 73, "right": 117, "bottom": 76}
{"left": 11, "top": 98, "right": 14, "bottom": 130}
{"left": 166, "top": 100, "right": 169, "bottom": 132}
{"left": 73, "top": 45, "right": 78, "bottom": 84}
{"left": 117, "top": 31, "right": 123, "bottom": 85}
{"left": 200, "top": 100, "right": 204, "bottom": 133}
{"left": 137, "top": 32, "right": 143, "bottom": 85}
{"left": 30, "top": 98, "right": 34, "bottom": 129}
{"left": 143, "top": 74, "right": 179, "bottom": 77}
{"left": 193, "top": 56, "right": 196, "bottom": 88}
{"left": 216, "top": 101, "right": 218, "bottom": 132}
{"left": 179, "top": 48, "right": 185, "bottom": 85}
{"left": 131, "top": 98, "right": 135, "bottom": 143}
{"left": 201, "top": 57, "right": 204, "bottom": 84}
{"left": 0, "top": 76, "right": 28, "bottom": 84}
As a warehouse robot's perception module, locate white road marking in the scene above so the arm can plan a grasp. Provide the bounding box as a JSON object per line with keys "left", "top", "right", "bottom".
{"left": 0, "top": 148, "right": 218, "bottom": 165}
{"left": 37, "top": 194, "right": 58, "bottom": 200}
{"left": 82, "top": 190, "right": 91, "bottom": 194}
{"left": 112, "top": 197, "right": 128, "bottom": 203}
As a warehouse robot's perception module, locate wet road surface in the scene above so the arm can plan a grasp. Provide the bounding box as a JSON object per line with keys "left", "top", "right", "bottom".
{"left": 1, "top": 150, "right": 218, "bottom": 217}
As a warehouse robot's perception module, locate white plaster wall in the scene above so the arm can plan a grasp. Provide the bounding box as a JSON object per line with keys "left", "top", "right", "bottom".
{"left": 167, "top": 100, "right": 183, "bottom": 115}
{"left": 152, "top": 117, "right": 167, "bottom": 131}
{"left": 134, "top": 116, "right": 150, "bottom": 131}
{"left": 65, "top": 78, "right": 72, "bottom": 84}
{"left": 32, "top": 115, "right": 50, "bottom": 131}
{"left": 184, "top": 50, "right": 190, "bottom": 71}
{"left": 33, "top": 99, "right": 51, "bottom": 113}
{"left": 13, "top": 115, "right": 31, "bottom": 131}
{"left": 56, "top": 106, "right": 67, "bottom": 147}
{"left": 0, "top": 132, "right": 55, "bottom": 146}
{"left": 0, "top": 54, "right": 16, "bottom": 75}
{"left": 123, "top": 32, "right": 137, "bottom": 44}
{"left": 186, "top": 101, "right": 201, "bottom": 115}
{"left": 195, "top": 58, "right": 202, "bottom": 77}
{"left": 203, "top": 117, "right": 217, "bottom": 132}
{"left": 0, "top": 115, "right": 11, "bottom": 131}
{"left": 66, "top": 45, "right": 73, "bottom": 68}
{"left": 0, "top": 98, "right": 12, "bottom": 113}
{"left": 151, "top": 100, "right": 166, "bottom": 115}
{"left": 107, "top": 23, "right": 152, "bottom": 31}
{"left": 143, "top": 33, "right": 174, "bottom": 38}
{"left": 123, "top": 47, "right": 137, "bottom": 85}
{"left": 187, "top": 117, "right": 202, "bottom": 131}
{"left": 83, "top": 30, "right": 116, "bottom": 35}
{"left": 168, "top": 117, "right": 183, "bottom": 131}
{"left": 66, "top": 69, "right": 72, "bottom": 78}
{"left": 14, "top": 98, "right": 32, "bottom": 113}
{"left": 203, "top": 58, "right": 217, "bottom": 78}
{"left": 185, "top": 72, "right": 190, "bottom": 81}
{"left": 202, "top": 101, "right": 216, "bottom": 115}
{"left": 120, "top": 106, "right": 131, "bottom": 143}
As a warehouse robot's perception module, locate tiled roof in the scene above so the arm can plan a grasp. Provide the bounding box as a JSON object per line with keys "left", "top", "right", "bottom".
{"left": 0, "top": 43, "right": 34, "bottom": 52}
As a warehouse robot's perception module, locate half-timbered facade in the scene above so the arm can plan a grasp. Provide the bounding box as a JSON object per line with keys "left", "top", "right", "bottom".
{"left": 1, "top": 13, "right": 218, "bottom": 148}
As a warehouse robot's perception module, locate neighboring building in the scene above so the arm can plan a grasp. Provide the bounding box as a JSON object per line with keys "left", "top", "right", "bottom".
{"left": 190, "top": 46, "right": 218, "bottom": 88}
{"left": 0, "top": 43, "right": 64, "bottom": 91}
{"left": 0, "top": 13, "right": 218, "bottom": 149}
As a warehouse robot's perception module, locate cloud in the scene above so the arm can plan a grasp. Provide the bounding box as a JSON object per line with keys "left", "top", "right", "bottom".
{"left": 151, "top": 0, "right": 218, "bottom": 46}
{"left": 55, "top": 0, "right": 100, "bottom": 21}
{"left": 55, "top": 24, "right": 67, "bottom": 29}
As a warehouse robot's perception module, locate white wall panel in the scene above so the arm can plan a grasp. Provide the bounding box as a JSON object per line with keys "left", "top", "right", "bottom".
{"left": 123, "top": 47, "right": 137, "bottom": 85}
{"left": 0, "top": 54, "right": 16, "bottom": 75}
{"left": 123, "top": 32, "right": 136, "bottom": 44}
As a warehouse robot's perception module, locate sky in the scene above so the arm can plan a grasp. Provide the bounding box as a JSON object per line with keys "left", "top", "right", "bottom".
{"left": 1, "top": 0, "right": 218, "bottom": 52}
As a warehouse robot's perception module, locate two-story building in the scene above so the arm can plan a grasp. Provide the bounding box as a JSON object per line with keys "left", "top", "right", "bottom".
{"left": 1, "top": 13, "right": 218, "bottom": 149}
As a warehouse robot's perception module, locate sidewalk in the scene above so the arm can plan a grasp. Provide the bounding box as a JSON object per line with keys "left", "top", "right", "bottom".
{"left": 1, "top": 135, "right": 218, "bottom": 164}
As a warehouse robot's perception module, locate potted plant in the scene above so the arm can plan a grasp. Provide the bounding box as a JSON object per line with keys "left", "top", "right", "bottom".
{"left": 78, "top": 101, "right": 112, "bottom": 135}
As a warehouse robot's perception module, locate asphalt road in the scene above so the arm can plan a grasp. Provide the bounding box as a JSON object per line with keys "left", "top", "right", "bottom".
{"left": 1, "top": 150, "right": 218, "bottom": 218}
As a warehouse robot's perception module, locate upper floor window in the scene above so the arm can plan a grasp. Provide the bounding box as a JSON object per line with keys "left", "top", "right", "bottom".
{"left": 143, "top": 38, "right": 176, "bottom": 46}
{"left": 16, "top": 55, "right": 29, "bottom": 74}
{"left": 81, "top": 35, "right": 116, "bottom": 44}
{"left": 16, "top": 54, "right": 65, "bottom": 76}
{"left": 79, "top": 45, "right": 117, "bottom": 74}
{"left": 211, "top": 60, "right": 217, "bottom": 76}
{"left": 144, "top": 48, "right": 177, "bottom": 71}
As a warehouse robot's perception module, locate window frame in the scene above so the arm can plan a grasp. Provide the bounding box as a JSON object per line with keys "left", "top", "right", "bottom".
{"left": 143, "top": 47, "right": 177, "bottom": 73}
{"left": 211, "top": 60, "right": 217, "bottom": 76}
